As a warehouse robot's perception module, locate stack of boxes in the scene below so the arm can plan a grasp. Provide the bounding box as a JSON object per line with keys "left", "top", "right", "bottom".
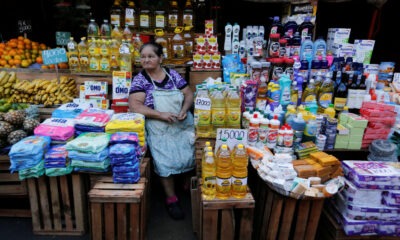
{"left": 360, "top": 102, "right": 397, "bottom": 149}
{"left": 335, "top": 113, "right": 368, "bottom": 150}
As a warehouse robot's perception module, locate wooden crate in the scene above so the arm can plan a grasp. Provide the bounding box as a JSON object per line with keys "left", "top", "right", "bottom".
{"left": 0, "top": 155, "right": 27, "bottom": 196}
{"left": 189, "top": 68, "right": 222, "bottom": 93}
{"left": 192, "top": 177, "right": 255, "bottom": 240}
{"left": 195, "top": 137, "right": 216, "bottom": 178}
{"left": 317, "top": 209, "right": 400, "bottom": 240}
{"left": 248, "top": 166, "right": 324, "bottom": 240}
{"left": 88, "top": 176, "right": 148, "bottom": 240}
{"left": 27, "top": 173, "right": 88, "bottom": 235}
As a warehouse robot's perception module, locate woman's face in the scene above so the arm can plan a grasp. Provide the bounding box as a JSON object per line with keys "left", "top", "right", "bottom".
{"left": 140, "top": 45, "right": 162, "bottom": 70}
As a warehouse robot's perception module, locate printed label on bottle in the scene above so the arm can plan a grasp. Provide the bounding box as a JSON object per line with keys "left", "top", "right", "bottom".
{"left": 334, "top": 97, "right": 347, "bottom": 111}
{"left": 270, "top": 26, "right": 278, "bottom": 34}
{"left": 319, "top": 93, "right": 333, "bottom": 108}
{"left": 168, "top": 14, "right": 178, "bottom": 27}
{"left": 216, "top": 177, "right": 231, "bottom": 189}
{"left": 183, "top": 14, "right": 193, "bottom": 26}
{"left": 258, "top": 128, "right": 268, "bottom": 143}
{"left": 197, "top": 110, "right": 211, "bottom": 126}
{"left": 111, "top": 15, "right": 120, "bottom": 26}
{"left": 269, "top": 42, "right": 280, "bottom": 57}
{"left": 79, "top": 56, "right": 89, "bottom": 65}
{"left": 100, "top": 59, "right": 110, "bottom": 71}
{"left": 226, "top": 108, "right": 241, "bottom": 126}
{"left": 290, "top": 93, "right": 298, "bottom": 105}
{"left": 125, "top": 9, "right": 135, "bottom": 26}
{"left": 68, "top": 55, "right": 79, "bottom": 68}
{"left": 172, "top": 44, "right": 185, "bottom": 58}
{"left": 304, "top": 94, "right": 316, "bottom": 104}
{"left": 89, "top": 58, "right": 100, "bottom": 71}
{"left": 293, "top": 130, "right": 303, "bottom": 144}
{"left": 247, "top": 127, "right": 258, "bottom": 146}
{"left": 231, "top": 176, "right": 247, "bottom": 193}
{"left": 267, "top": 129, "right": 278, "bottom": 145}
{"left": 155, "top": 15, "right": 165, "bottom": 28}
{"left": 281, "top": 87, "right": 291, "bottom": 103}
{"left": 140, "top": 15, "right": 149, "bottom": 28}
{"left": 272, "top": 66, "right": 283, "bottom": 80}
{"left": 211, "top": 108, "right": 225, "bottom": 127}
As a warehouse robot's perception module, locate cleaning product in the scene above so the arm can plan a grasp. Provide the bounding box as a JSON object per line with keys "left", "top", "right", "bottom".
{"left": 301, "top": 77, "right": 317, "bottom": 105}
{"left": 279, "top": 74, "right": 292, "bottom": 107}
{"left": 290, "top": 113, "right": 306, "bottom": 146}
{"left": 283, "top": 16, "right": 298, "bottom": 38}
{"left": 317, "top": 73, "right": 334, "bottom": 113}
{"left": 300, "top": 36, "right": 314, "bottom": 69}
{"left": 298, "top": 16, "right": 314, "bottom": 43}
{"left": 224, "top": 23, "right": 233, "bottom": 53}
{"left": 290, "top": 80, "right": 299, "bottom": 107}
{"left": 284, "top": 124, "right": 294, "bottom": 148}
{"left": 313, "top": 36, "right": 327, "bottom": 59}
{"left": 269, "top": 16, "right": 284, "bottom": 36}
{"left": 258, "top": 115, "right": 269, "bottom": 145}
{"left": 267, "top": 115, "right": 280, "bottom": 149}
{"left": 324, "top": 103, "right": 336, "bottom": 118}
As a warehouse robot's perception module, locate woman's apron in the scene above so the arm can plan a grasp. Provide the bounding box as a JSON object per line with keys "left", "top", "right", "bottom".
{"left": 145, "top": 70, "right": 195, "bottom": 177}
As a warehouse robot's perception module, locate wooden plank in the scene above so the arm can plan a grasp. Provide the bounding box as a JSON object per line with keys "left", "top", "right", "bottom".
{"left": 91, "top": 203, "right": 103, "bottom": 240}
{"left": 27, "top": 178, "right": 41, "bottom": 231}
{"left": 220, "top": 209, "right": 234, "bottom": 240}
{"left": 239, "top": 208, "right": 254, "bottom": 240}
{"left": 294, "top": 200, "right": 311, "bottom": 240}
{"left": 89, "top": 189, "right": 143, "bottom": 203}
{"left": 267, "top": 193, "right": 284, "bottom": 240}
{"left": 117, "top": 203, "right": 127, "bottom": 240}
{"left": 202, "top": 193, "right": 255, "bottom": 209}
{"left": 253, "top": 177, "right": 267, "bottom": 240}
{"left": 72, "top": 174, "right": 86, "bottom": 232}
{"left": 191, "top": 177, "right": 200, "bottom": 234}
{"left": 139, "top": 188, "right": 146, "bottom": 240}
{"left": 0, "top": 208, "right": 31, "bottom": 217}
{"left": 202, "top": 209, "right": 218, "bottom": 240}
{"left": 130, "top": 202, "right": 140, "bottom": 240}
{"left": 305, "top": 199, "right": 325, "bottom": 240}
{"left": 59, "top": 175, "right": 73, "bottom": 231}
{"left": 94, "top": 182, "right": 145, "bottom": 190}
{"left": 38, "top": 176, "right": 52, "bottom": 231}
{"left": 49, "top": 177, "right": 62, "bottom": 231}
{"left": 0, "top": 173, "right": 20, "bottom": 181}
{"left": 104, "top": 203, "right": 115, "bottom": 240}
{"left": 260, "top": 187, "right": 274, "bottom": 240}
{"left": 0, "top": 185, "right": 27, "bottom": 195}
{"left": 278, "top": 197, "right": 297, "bottom": 240}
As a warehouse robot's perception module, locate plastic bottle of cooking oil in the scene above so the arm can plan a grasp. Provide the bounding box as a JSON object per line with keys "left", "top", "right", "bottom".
{"left": 216, "top": 144, "right": 232, "bottom": 199}
{"left": 170, "top": 26, "right": 186, "bottom": 64}
{"left": 154, "top": 29, "right": 170, "bottom": 63}
{"left": 99, "top": 39, "right": 111, "bottom": 72}
{"left": 109, "top": 39, "right": 120, "bottom": 71}
{"left": 231, "top": 143, "right": 248, "bottom": 198}
{"left": 194, "top": 86, "right": 212, "bottom": 137}
{"left": 88, "top": 38, "right": 100, "bottom": 72}
{"left": 167, "top": 0, "right": 180, "bottom": 32}
{"left": 132, "top": 34, "right": 143, "bottom": 66}
{"left": 111, "top": 24, "right": 123, "bottom": 44}
{"left": 225, "top": 86, "right": 241, "bottom": 129}
{"left": 78, "top": 37, "right": 89, "bottom": 72}
{"left": 67, "top": 37, "right": 80, "bottom": 72}
{"left": 202, "top": 151, "right": 216, "bottom": 200}
{"left": 211, "top": 87, "right": 226, "bottom": 137}
{"left": 119, "top": 39, "right": 132, "bottom": 72}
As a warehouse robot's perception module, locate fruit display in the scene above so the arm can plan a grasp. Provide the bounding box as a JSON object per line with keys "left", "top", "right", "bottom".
{"left": 0, "top": 36, "right": 49, "bottom": 68}
{"left": 0, "top": 110, "right": 32, "bottom": 146}
{"left": 0, "top": 70, "right": 76, "bottom": 106}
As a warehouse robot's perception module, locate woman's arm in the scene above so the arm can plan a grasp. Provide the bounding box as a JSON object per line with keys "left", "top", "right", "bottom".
{"left": 129, "top": 92, "right": 178, "bottom": 123}
{"left": 177, "top": 85, "right": 194, "bottom": 120}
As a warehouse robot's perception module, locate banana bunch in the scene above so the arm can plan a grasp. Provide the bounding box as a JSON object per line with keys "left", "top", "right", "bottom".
{"left": 0, "top": 71, "right": 17, "bottom": 99}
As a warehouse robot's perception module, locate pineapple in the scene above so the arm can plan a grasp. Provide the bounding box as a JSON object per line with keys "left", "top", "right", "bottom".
{"left": 0, "top": 121, "right": 14, "bottom": 138}
{"left": 7, "top": 130, "right": 28, "bottom": 145}
{"left": 4, "top": 111, "right": 25, "bottom": 126}
{"left": 23, "top": 118, "right": 40, "bottom": 134}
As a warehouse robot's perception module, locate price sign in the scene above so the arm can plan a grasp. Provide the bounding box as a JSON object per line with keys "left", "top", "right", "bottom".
{"left": 17, "top": 19, "right": 32, "bottom": 34}
{"left": 56, "top": 31, "right": 71, "bottom": 46}
{"left": 215, "top": 128, "right": 248, "bottom": 154}
{"left": 194, "top": 97, "right": 211, "bottom": 110}
{"left": 42, "top": 48, "right": 68, "bottom": 65}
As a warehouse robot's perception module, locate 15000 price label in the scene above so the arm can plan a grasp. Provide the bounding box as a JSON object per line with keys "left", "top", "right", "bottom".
{"left": 215, "top": 128, "right": 248, "bottom": 154}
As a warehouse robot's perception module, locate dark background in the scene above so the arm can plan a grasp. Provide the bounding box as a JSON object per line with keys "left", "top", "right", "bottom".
{"left": 0, "top": 0, "right": 398, "bottom": 70}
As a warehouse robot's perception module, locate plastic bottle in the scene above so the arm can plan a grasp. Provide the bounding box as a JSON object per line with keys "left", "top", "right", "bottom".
{"left": 277, "top": 124, "right": 286, "bottom": 147}
{"left": 267, "top": 33, "right": 280, "bottom": 58}
{"left": 290, "top": 80, "right": 299, "bottom": 107}
{"left": 87, "top": 19, "right": 99, "bottom": 39}
{"left": 226, "top": 86, "right": 241, "bottom": 129}
{"left": 283, "top": 124, "right": 294, "bottom": 148}
{"left": 202, "top": 151, "right": 216, "bottom": 200}
{"left": 132, "top": 33, "right": 143, "bottom": 65}
{"left": 317, "top": 73, "right": 334, "bottom": 113}
{"left": 183, "top": 26, "right": 194, "bottom": 61}
{"left": 88, "top": 38, "right": 100, "bottom": 72}
{"left": 216, "top": 144, "right": 232, "bottom": 199}
{"left": 302, "top": 78, "right": 317, "bottom": 105}
{"left": 247, "top": 113, "right": 260, "bottom": 146}
{"left": 194, "top": 86, "right": 212, "bottom": 137}
{"left": 278, "top": 38, "right": 288, "bottom": 57}
{"left": 283, "top": 16, "right": 298, "bottom": 38}
{"left": 123, "top": 25, "right": 133, "bottom": 40}
{"left": 99, "top": 39, "right": 111, "bottom": 72}
{"left": 170, "top": 26, "right": 186, "bottom": 64}
{"left": 298, "top": 16, "right": 314, "bottom": 43}
{"left": 258, "top": 115, "right": 269, "bottom": 145}
{"left": 231, "top": 143, "right": 248, "bottom": 199}
{"left": 290, "top": 32, "right": 302, "bottom": 57}
{"left": 100, "top": 19, "right": 112, "bottom": 39}
{"left": 303, "top": 119, "right": 318, "bottom": 143}
{"left": 139, "top": 7, "right": 152, "bottom": 33}
{"left": 182, "top": 0, "right": 194, "bottom": 28}
{"left": 284, "top": 57, "right": 295, "bottom": 80}
{"left": 211, "top": 88, "right": 225, "bottom": 137}
{"left": 167, "top": 0, "right": 180, "bottom": 32}
{"left": 111, "top": 24, "right": 123, "bottom": 43}
{"left": 290, "top": 113, "right": 306, "bottom": 146}
{"left": 78, "top": 37, "right": 89, "bottom": 72}
{"left": 67, "top": 37, "right": 80, "bottom": 72}
{"left": 334, "top": 72, "right": 348, "bottom": 111}
{"left": 299, "top": 59, "right": 309, "bottom": 86}
{"left": 313, "top": 36, "right": 327, "bottom": 59}
{"left": 269, "top": 16, "right": 284, "bottom": 36}
{"left": 154, "top": 10, "right": 167, "bottom": 30}
{"left": 109, "top": 39, "right": 120, "bottom": 71}
{"left": 119, "top": 39, "right": 132, "bottom": 72}
{"left": 154, "top": 29, "right": 170, "bottom": 62}
{"left": 324, "top": 103, "right": 336, "bottom": 119}
{"left": 267, "top": 115, "right": 280, "bottom": 149}
{"left": 110, "top": 0, "right": 124, "bottom": 28}
{"left": 300, "top": 36, "right": 314, "bottom": 69}
{"left": 125, "top": 0, "right": 138, "bottom": 31}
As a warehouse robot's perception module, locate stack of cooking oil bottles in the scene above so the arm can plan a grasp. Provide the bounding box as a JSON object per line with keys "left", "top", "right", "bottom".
{"left": 194, "top": 84, "right": 242, "bottom": 138}
{"left": 201, "top": 141, "right": 249, "bottom": 200}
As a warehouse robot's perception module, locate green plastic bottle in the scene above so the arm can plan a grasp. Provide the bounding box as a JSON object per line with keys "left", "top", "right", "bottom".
{"left": 317, "top": 74, "right": 334, "bottom": 113}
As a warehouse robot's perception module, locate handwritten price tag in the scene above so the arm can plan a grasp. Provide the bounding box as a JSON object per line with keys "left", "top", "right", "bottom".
{"left": 215, "top": 128, "right": 247, "bottom": 154}
{"left": 17, "top": 19, "right": 32, "bottom": 34}
{"left": 42, "top": 48, "right": 68, "bottom": 65}
{"left": 56, "top": 31, "right": 71, "bottom": 46}
{"left": 194, "top": 97, "right": 211, "bottom": 110}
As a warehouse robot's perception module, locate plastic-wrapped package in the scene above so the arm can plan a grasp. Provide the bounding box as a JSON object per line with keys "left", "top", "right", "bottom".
{"left": 71, "top": 158, "right": 110, "bottom": 170}
{"left": 109, "top": 132, "right": 139, "bottom": 145}
{"left": 66, "top": 132, "right": 111, "bottom": 153}
{"left": 34, "top": 118, "right": 75, "bottom": 141}
{"left": 52, "top": 102, "right": 91, "bottom": 119}
{"left": 74, "top": 108, "right": 114, "bottom": 127}
{"left": 368, "top": 139, "right": 398, "bottom": 162}
{"left": 18, "top": 160, "right": 45, "bottom": 180}
{"left": 109, "top": 143, "right": 137, "bottom": 158}
{"left": 68, "top": 148, "right": 109, "bottom": 162}
{"left": 45, "top": 164, "right": 73, "bottom": 176}
{"left": 9, "top": 136, "right": 51, "bottom": 157}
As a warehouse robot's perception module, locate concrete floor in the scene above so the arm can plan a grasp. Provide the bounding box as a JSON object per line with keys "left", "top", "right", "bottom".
{"left": 0, "top": 171, "right": 197, "bottom": 240}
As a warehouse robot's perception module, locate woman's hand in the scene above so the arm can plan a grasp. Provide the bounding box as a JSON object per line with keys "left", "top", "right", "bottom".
{"left": 159, "top": 112, "right": 179, "bottom": 123}
{"left": 177, "top": 110, "right": 187, "bottom": 121}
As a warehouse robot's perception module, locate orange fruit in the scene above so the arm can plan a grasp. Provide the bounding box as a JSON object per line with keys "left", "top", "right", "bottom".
{"left": 8, "top": 41, "right": 17, "bottom": 48}
{"left": 0, "top": 59, "right": 7, "bottom": 66}
{"left": 23, "top": 38, "right": 31, "bottom": 45}
{"left": 17, "top": 44, "right": 24, "bottom": 50}
{"left": 8, "top": 59, "right": 14, "bottom": 65}
{"left": 58, "top": 62, "right": 69, "bottom": 69}
{"left": 39, "top": 43, "right": 47, "bottom": 50}
{"left": 41, "top": 65, "right": 49, "bottom": 69}
{"left": 36, "top": 56, "right": 43, "bottom": 64}
{"left": 13, "top": 59, "right": 21, "bottom": 66}
{"left": 48, "top": 64, "right": 55, "bottom": 69}
{"left": 8, "top": 50, "right": 16, "bottom": 56}
{"left": 25, "top": 44, "right": 31, "bottom": 50}
{"left": 17, "top": 36, "right": 24, "bottom": 41}
{"left": 14, "top": 55, "right": 21, "bottom": 60}
{"left": 21, "top": 59, "right": 30, "bottom": 68}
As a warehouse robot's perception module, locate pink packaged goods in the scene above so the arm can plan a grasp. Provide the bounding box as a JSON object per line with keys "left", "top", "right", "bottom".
{"left": 342, "top": 161, "right": 400, "bottom": 190}
{"left": 75, "top": 108, "right": 114, "bottom": 127}
{"left": 34, "top": 118, "right": 75, "bottom": 141}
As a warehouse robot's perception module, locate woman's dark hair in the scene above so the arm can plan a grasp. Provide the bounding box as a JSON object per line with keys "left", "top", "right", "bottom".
{"left": 139, "top": 42, "right": 163, "bottom": 57}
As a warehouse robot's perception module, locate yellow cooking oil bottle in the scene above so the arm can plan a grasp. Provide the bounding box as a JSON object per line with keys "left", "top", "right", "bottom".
{"left": 210, "top": 87, "right": 226, "bottom": 137}
{"left": 216, "top": 144, "right": 232, "bottom": 199}
{"left": 154, "top": 29, "right": 170, "bottom": 63}
{"left": 109, "top": 39, "right": 120, "bottom": 71}
{"left": 194, "top": 85, "right": 212, "bottom": 137}
{"left": 170, "top": 26, "right": 186, "bottom": 64}
{"left": 132, "top": 34, "right": 143, "bottom": 66}
{"left": 202, "top": 151, "right": 216, "bottom": 200}
{"left": 67, "top": 37, "right": 80, "bottom": 72}
{"left": 119, "top": 39, "right": 132, "bottom": 72}
{"left": 88, "top": 38, "right": 100, "bottom": 72}
{"left": 78, "top": 37, "right": 89, "bottom": 72}
{"left": 231, "top": 143, "right": 248, "bottom": 198}
{"left": 225, "top": 85, "right": 241, "bottom": 129}
{"left": 99, "top": 39, "right": 111, "bottom": 72}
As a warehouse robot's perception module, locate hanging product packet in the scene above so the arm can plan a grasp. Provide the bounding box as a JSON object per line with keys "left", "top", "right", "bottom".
{"left": 74, "top": 108, "right": 115, "bottom": 127}
{"left": 34, "top": 118, "right": 76, "bottom": 141}
{"left": 66, "top": 132, "right": 111, "bottom": 154}
{"left": 52, "top": 102, "right": 92, "bottom": 119}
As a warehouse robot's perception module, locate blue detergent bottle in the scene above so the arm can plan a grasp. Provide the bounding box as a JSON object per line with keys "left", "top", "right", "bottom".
{"left": 278, "top": 74, "right": 292, "bottom": 107}
{"left": 313, "top": 36, "right": 327, "bottom": 59}
{"left": 290, "top": 113, "right": 306, "bottom": 146}
{"left": 300, "top": 36, "right": 314, "bottom": 69}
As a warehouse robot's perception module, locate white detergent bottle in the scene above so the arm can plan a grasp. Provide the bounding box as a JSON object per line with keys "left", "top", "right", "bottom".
{"left": 224, "top": 23, "right": 233, "bottom": 52}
